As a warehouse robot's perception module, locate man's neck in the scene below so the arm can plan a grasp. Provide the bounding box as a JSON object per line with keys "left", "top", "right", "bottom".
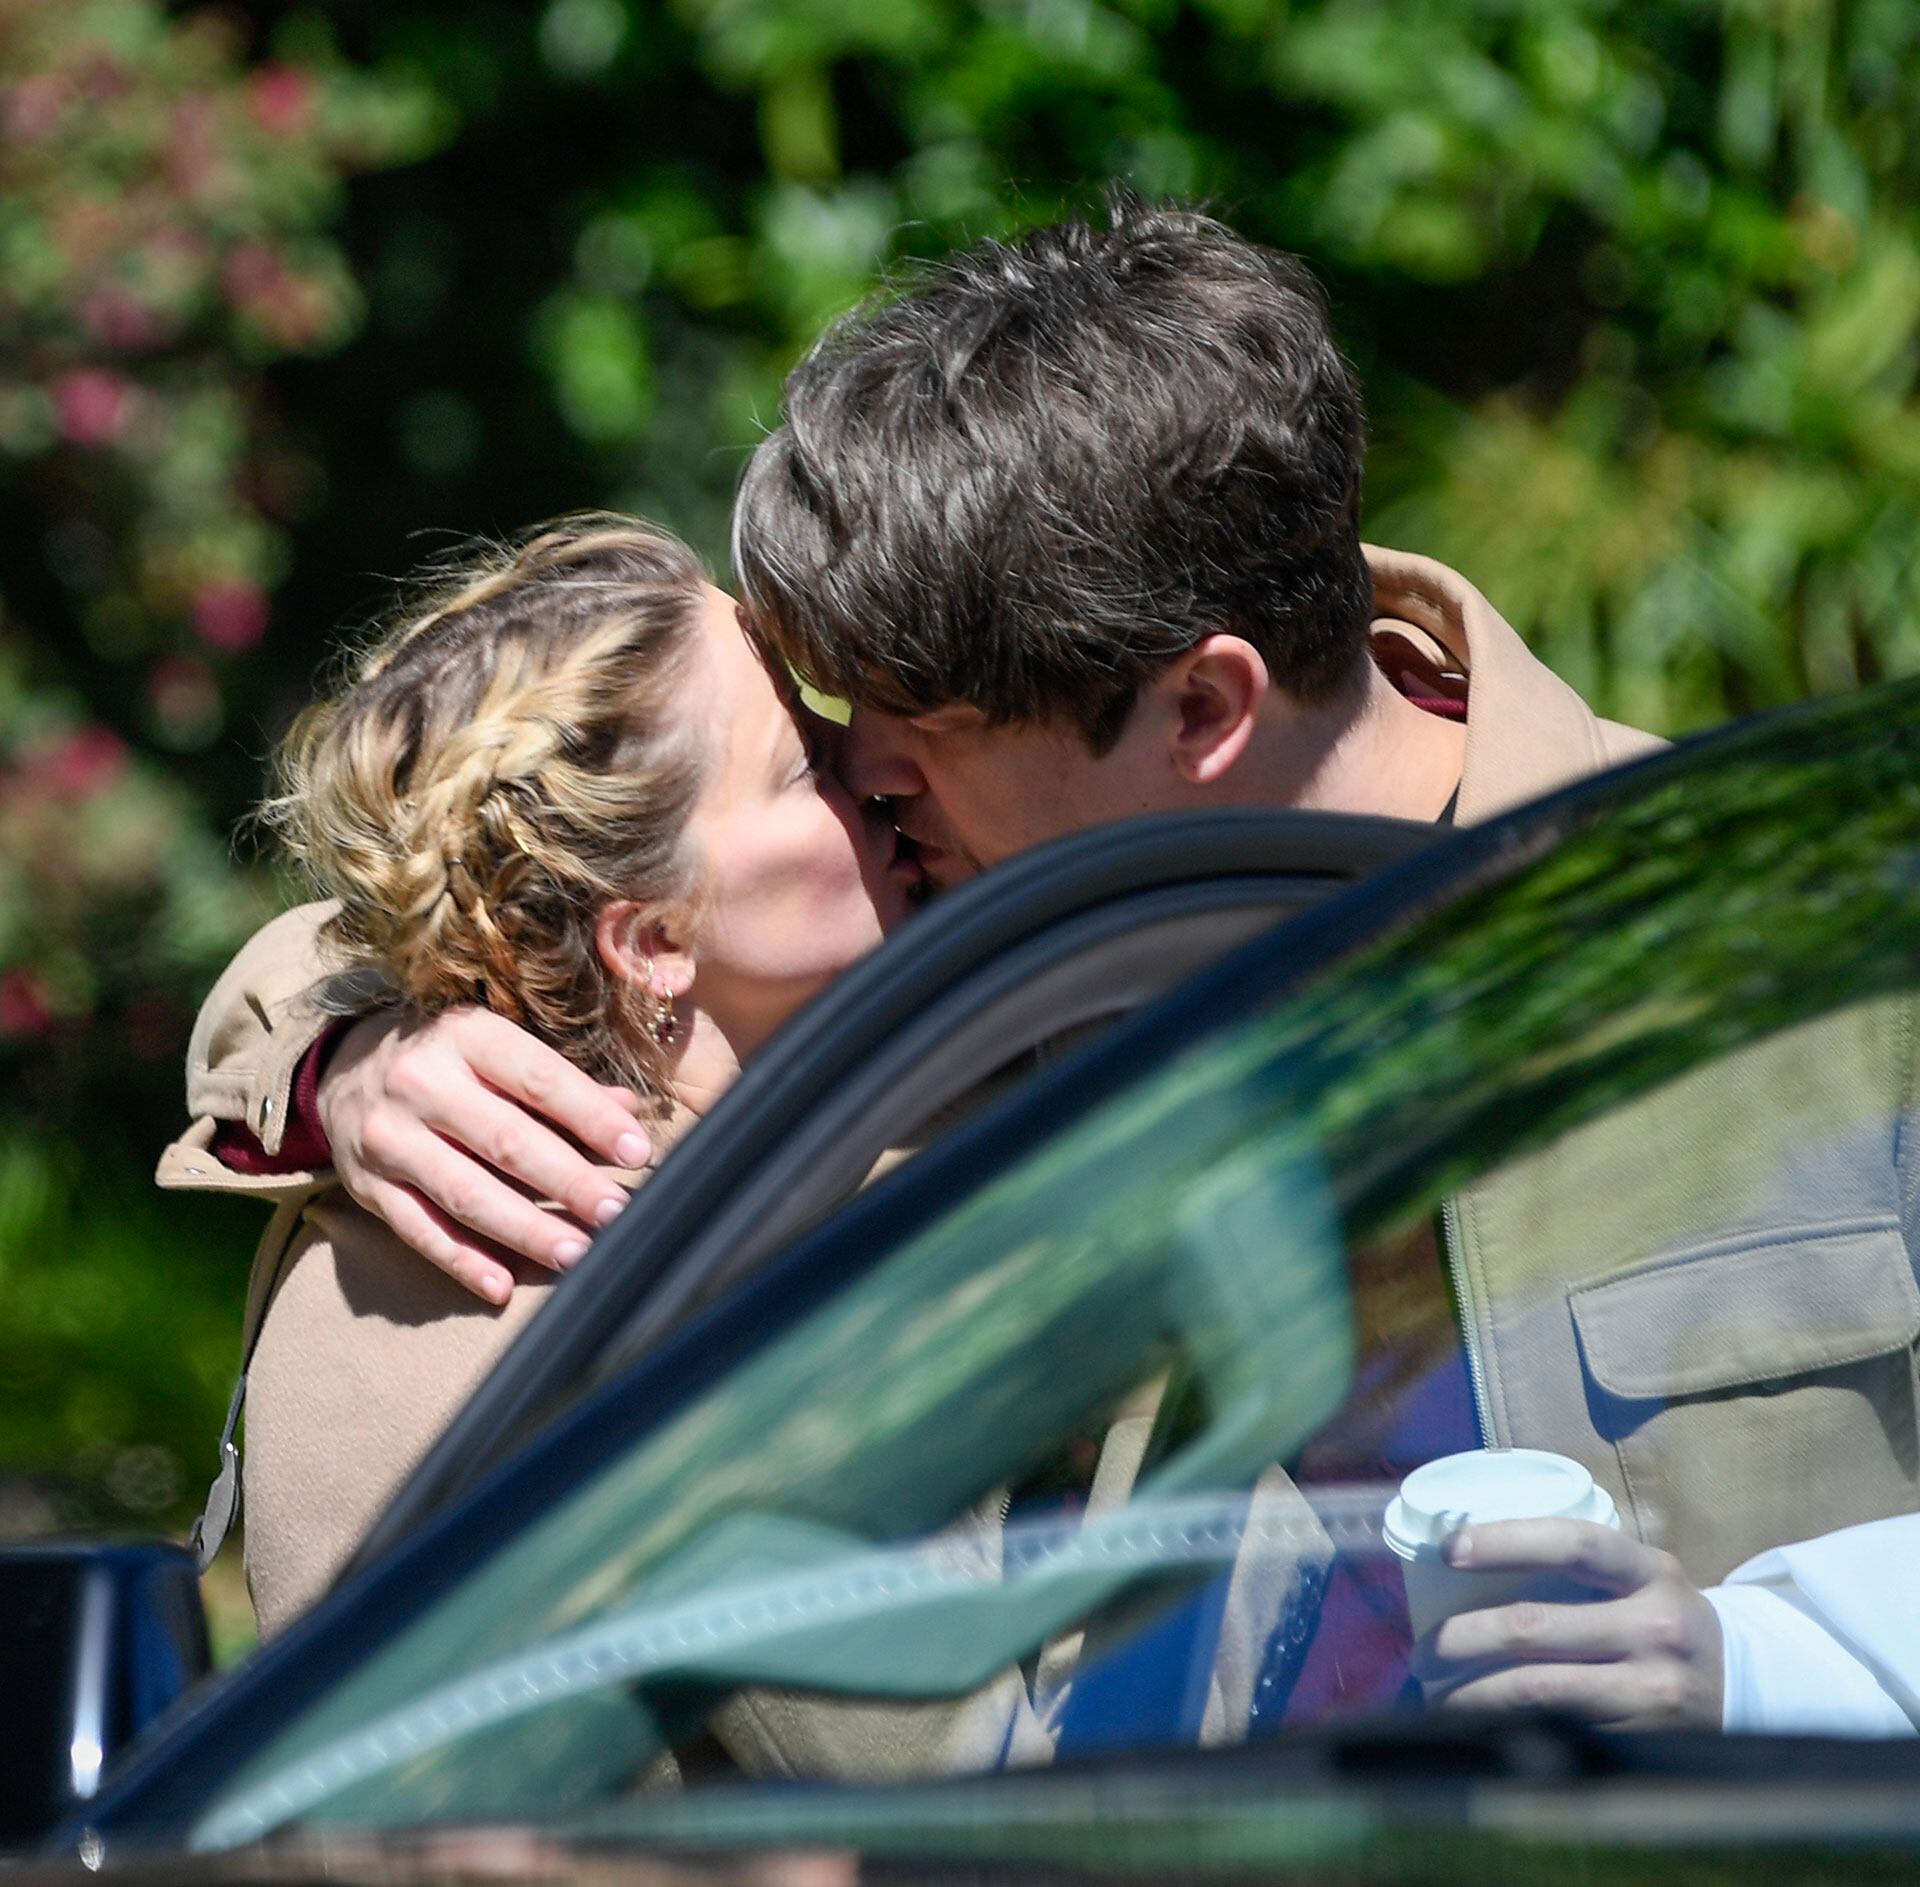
{"left": 1236, "top": 662, "right": 1466, "bottom": 824}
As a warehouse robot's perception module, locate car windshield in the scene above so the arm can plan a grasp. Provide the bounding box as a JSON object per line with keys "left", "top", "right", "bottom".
{"left": 190, "top": 681, "right": 1920, "bottom": 1850}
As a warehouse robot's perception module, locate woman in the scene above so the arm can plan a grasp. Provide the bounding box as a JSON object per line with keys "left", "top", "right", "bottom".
{"left": 217, "top": 514, "right": 925, "bottom": 1637}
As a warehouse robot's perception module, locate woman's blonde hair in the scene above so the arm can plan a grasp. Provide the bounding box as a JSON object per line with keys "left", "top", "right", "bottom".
{"left": 264, "top": 513, "right": 710, "bottom": 1110}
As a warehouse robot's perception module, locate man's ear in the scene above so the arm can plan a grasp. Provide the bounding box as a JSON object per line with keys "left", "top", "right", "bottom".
{"left": 1162, "top": 634, "right": 1268, "bottom": 786}
{"left": 595, "top": 903, "right": 697, "bottom": 1001}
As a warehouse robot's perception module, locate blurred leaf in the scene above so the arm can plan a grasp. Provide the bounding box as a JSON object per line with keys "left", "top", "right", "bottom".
{"left": 538, "top": 291, "right": 655, "bottom": 443}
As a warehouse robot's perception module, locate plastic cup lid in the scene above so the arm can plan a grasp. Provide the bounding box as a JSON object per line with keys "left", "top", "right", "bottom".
{"left": 1381, "top": 1448, "right": 1618, "bottom": 1560}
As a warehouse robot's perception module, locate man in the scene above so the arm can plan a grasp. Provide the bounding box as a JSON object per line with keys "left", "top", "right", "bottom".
{"left": 166, "top": 195, "right": 1919, "bottom": 1737}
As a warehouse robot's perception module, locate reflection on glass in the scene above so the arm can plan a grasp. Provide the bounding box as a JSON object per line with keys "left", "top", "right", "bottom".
{"left": 196, "top": 681, "right": 1920, "bottom": 1844}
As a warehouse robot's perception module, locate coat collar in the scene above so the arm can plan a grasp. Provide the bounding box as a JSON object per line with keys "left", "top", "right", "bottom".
{"left": 1364, "top": 544, "right": 1619, "bottom": 824}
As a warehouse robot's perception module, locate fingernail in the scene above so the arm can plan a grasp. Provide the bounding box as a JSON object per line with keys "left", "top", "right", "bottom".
{"left": 594, "top": 1196, "right": 624, "bottom": 1227}
{"left": 1445, "top": 1528, "right": 1473, "bottom": 1566}
{"left": 553, "top": 1238, "right": 589, "bottom": 1267}
{"left": 614, "top": 1132, "right": 649, "bottom": 1167}
{"left": 481, "top": 1273, "right": 511, "bottom": 1306}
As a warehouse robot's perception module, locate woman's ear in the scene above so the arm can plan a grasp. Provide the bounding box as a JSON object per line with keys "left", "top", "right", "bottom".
{"left": 595, "top": 903, "right": 697, "bottom": 1001}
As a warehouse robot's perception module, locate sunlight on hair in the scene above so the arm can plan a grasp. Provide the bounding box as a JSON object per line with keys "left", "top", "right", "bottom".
{"left": 260, "top": 515, "right": 710, "bottom": 1111}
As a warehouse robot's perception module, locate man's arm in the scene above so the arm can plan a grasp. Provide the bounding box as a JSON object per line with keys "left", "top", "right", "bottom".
{"left": 1707, "top": 1548, "right": 1917, "bottom": 1737}
{"left": 313, "top": 1008, "right": 649, "bottom": 1304}
{"left": 160, "top": 903, "right": 651, "bottom": 1303}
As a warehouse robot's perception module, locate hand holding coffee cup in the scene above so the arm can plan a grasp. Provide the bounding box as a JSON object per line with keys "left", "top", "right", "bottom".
{"left": 1384, "top": 1448, "right": 1621, "bottom": 1645}
{"left": 1384, "top": 1448, "right": 1724, "bottom": 1730}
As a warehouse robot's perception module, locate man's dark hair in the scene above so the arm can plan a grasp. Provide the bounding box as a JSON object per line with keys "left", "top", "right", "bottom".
{"left": 734, "top": 190, "right": 1373, "bottom": 754}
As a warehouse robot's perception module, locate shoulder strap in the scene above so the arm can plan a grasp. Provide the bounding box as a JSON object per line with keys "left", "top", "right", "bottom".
{"left": 188, "top": 1192, "right": 315, "bottom": 1573}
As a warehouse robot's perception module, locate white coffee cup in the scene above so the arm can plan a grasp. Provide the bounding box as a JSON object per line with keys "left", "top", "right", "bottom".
{"left": 1382, "top": 1447, "right": 1621, "bottom": 1650}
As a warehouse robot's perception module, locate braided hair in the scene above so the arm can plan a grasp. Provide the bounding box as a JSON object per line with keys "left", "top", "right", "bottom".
{"left": 262, "top": 514, "right": 709, "bottom": 1110}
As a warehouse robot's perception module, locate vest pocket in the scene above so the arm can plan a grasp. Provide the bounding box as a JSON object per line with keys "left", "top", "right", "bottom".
{"left": 1568, "top": 1218, "right": 1920, "bottom": 1583}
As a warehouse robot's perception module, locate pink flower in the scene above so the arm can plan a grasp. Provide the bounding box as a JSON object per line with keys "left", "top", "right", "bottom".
{"left": 82, "top": 288, "right": 163, "bottom": 353}
{"left": 222, "top": 240, "right": 281, "bottom": 304}
{"left": 0, "top": 970, "right": 53, "bottom": 1040}
{"left": 79, "top": 55, "right": 131, "bottom": 105}
{"left": 148, "top": 655, "right": 222, "bottom": 743}
{"left": 165, "top": 93, "right": 219, "bottom": 196}
{"left": 192, "top": 580, "right": 270, "bottom": 653}
{"left": 35, "top": 726, "right": 128, "bottom": 800}
{"left": 146, "top": 225, "right": 211, "bottom": 268}
{"left": 52, "top": 369, "right": 132, "bottom": 446}
{"left": 223, "top": 243, "right": 340, "bottom": 350}
{"left": 248, "top": 65, "right": 314, "bottom": 137}
{"left": 4, "top": 76, "right": 66, "bottom": 142}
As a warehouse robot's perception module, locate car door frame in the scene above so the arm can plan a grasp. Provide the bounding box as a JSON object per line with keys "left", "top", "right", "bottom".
{"left": 360, "top": 808, "right": 1432, "bottom": 1560}
{"left": 75, "top": 680, "right": 1920, "bottom": 1854}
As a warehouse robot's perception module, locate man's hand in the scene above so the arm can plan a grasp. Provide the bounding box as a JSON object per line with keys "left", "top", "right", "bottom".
{"left": 1420, "top": 1518, "right": 1724, "bottom": 1730}
{"left": 318, "top": 1008, "right": 651, "bottom": 1304}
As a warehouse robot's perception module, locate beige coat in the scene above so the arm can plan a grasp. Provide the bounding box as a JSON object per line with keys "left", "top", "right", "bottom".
{"left": 157, "top": 889, "right": 660, "bottom": 1635}
{"left": 151, "top": 547, "right": 1667, "bottom": 1641}
{"left": 1356, "top": 575, "right": 1920, "bottom": 1584}
{"left": 159, "top": 547, "right": 1919, "bottom": 1722}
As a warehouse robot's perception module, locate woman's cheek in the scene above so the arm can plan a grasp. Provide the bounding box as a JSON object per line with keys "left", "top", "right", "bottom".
{"left": 809, "top": 799, "right": 871, "bottom": 891}
{"left": 822, "top": 837, "right": 877, "bottom": 926}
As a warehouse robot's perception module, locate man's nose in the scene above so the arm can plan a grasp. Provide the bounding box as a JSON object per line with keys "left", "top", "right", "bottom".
{"left": 834, "top": 708, "right": 927, "bottom": 800}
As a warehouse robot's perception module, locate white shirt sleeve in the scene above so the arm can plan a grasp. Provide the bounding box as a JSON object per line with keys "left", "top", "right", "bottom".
{"left": 1704, "top": 1515, "right": 1920, "bottom": 1738}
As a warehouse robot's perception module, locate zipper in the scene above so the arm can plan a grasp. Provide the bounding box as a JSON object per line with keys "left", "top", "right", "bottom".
{"left": 1439, "top": 1195, "right": 1493, "bottom": 1447}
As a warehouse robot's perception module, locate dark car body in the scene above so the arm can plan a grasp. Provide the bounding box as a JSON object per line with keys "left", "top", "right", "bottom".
{"left": 24, "top": 677, "right": 1920, "bottom": 1879}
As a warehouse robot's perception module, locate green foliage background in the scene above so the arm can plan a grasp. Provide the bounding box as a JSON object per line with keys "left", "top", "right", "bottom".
{"left": 3, "top": 0, "right": 1919, "bottom": 1550}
